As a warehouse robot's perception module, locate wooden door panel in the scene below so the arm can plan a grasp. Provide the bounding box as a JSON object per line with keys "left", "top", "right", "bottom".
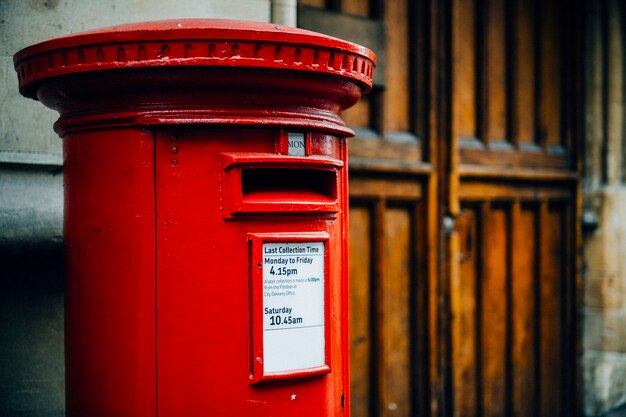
{"left": 348, "top": 194, "right": 427, "bottom": 417}
{"left": 451, "top": 209, "right": 479, "bottom": 417}
{"left": 453, "top": 0, "right": 572, "bottom": 169}
{"left": 481, "top": 205, "right": 508, "bottom": 417}
{"left": 511, "top": 203, "right": 538, "bottom": 417}
{"left": 453, "top": 0, "right": 477, "bottom": 140}
{"left": 539, "top": 203, "right": 565, "bottom": 417}
{"left": 299, "top": 0, "right": 426, "bottom": 167}
{"left": 349, "top": 206, "right": 373, "bottom": 417}
{"left": 512, "top": 0, "right": 536, "bottom": 146}
{"left": 379, "top": 206, "right": 413, "bottom": 417}
{"left": 483, "top": 0, "right": 507, "bottom": 142}
{"left": 382, "top": 0, "right": 410, "bottom": 134}
{"left": 452, "top": 196, "right": 574, "bottom": 417}
{"left": 539, "top": 0, "right": 562, "bottom": 149}
{"left": 300, "top": 0, "right": 580, "bottom": 415}
{"left": 450, "top": 0, "right": 579, "bottom": 411}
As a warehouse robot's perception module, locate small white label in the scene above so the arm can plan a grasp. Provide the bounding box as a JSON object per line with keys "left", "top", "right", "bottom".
{"left": 262, "top": 241, "right": 325, "bottom": 373}
{"left": 287, "top": 133, "right": 306, "bottom": 156}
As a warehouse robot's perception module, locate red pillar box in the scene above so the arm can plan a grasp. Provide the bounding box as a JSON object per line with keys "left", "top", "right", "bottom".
{"left": 14, "top": 20, "right": 374, "bottom": 416}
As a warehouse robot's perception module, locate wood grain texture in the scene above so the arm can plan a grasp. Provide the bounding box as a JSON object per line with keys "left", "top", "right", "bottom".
{"left": 484, "top": 0, "right": 507, "bottom": 142}
{"left": 459, "top": 181, "right": 572, "bottom": 201}
{"left": 348, "top": 192, "right": 428, "bottom": 417}
{"left": 349, "top": 175, "right": 422, "bottom": 200}
{"left": 300, "top": 1, "right": 581, "bottom": 416}
{"left": 513, "top": 0, "right": 536, "bottom": 145}
{"left": 349, "top": 206, "right": 373, "bottom": 417}
{"left": 453, "top": 0, "right": 477, "bottom": 139}
{"left": 539, "top": 0, "right": 562, "bottom": 148}
{"left": 480, "top": 204, "right": 508, "bottom": 417}
{"left": 451, "top": 208, "right": 479, "bottom": 416}
{"left": 451, "top": 195, "right": 574, "bottom": 417}
{"left": 511, "top": 203, "right": 537, "bottom": 417}
{"left": 455, "top": 0, "right": 575, "bottom": 171}
{"left": 538, "top": 203, "right": 563, "bottom": 417}
{"left": 378, "top": 206, "right": 413, "bottom": 417}
{"left": 383, "top": 0, "right": 410, "bottom": 133}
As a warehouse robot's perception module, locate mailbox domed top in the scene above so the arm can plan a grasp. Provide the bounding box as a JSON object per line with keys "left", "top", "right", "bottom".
{"left": 14, "top": 19, "right": 376, "bottom": 100}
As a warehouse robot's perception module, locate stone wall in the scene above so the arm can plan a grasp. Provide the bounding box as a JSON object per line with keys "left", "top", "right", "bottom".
{"left": 584, "top": 189, "right": 626, "bottom": 415}
{"left": 583, "top": 0, "right": 626, "bottom": 415}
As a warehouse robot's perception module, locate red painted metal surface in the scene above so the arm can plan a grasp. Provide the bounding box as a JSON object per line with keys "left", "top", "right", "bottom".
{"left": 14, "top": 19, "right": 374, "bottom": 416}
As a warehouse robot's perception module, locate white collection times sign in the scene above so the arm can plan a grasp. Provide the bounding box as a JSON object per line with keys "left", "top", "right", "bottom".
{"left": 262, "top": 241, "right": 325, "bottom": 374}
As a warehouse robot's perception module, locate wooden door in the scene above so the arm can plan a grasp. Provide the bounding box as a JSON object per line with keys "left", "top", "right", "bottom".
{"left": 299, "top": 0, "right": 582, "bottom": 416}
{"left": 448, "top": 0, "right": 581, "bottom": 415}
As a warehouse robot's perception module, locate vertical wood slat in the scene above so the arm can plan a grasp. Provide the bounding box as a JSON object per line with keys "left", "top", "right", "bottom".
{"left": 383, "top": 0, "right": 410, "bottom": 133}
{"left": 539, "top": 0, "right": 561, "bottom": 148}
{"left": 538, "top": 202, "right": 562, "bottom": 417}
{"left": 481, "top": 203, "right": 508, "bottom": 417}
{"left": 453, "top": 0, "right": 477, "bottom": 139}
{"left": 349, "top": 196, "right": 427, "bottom": 417}
{"left": 511, "top": 202, "right": 537, "bottom": 416}
{"left": 378, "top": 206, "right": 413, "bottom": 417}
{"left": 412, "top": 201, "right": 429, "bottom": 417}
{"left": 456, "top": 0, "right": 572, "bottom": 163}
{"left": 484, "top": 0, "right": 507, "bottom": 142}
{"left": 452, "top": 197, "right": 573, "bottom": 417}
{"left": 373, "top": 198, "right": 386, "bottom": 417}
{"left": 411, "top": 0, "right": 427, "bottom": 142}
{"left": 562, "top": 200, "right": 577, "bottom": 417}
{"left": 426, "top": 2, "right": 441, "bottom": 393}
{"left": 513, "top": 0, "right": 536, "bottom": 146}
{"left": 451, "top": 208, "right": 479, "bottom": 416}
{"left": 349, "top": 206, "right": 373, "bottom": 417}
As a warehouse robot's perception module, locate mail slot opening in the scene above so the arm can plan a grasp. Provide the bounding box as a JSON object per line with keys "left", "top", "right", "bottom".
{"left": 241, "top": 168, "right": 337, "bottom": 203}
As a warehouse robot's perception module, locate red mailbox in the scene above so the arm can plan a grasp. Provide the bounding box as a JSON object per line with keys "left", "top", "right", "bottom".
{"left": 14, "top": 20, "right": 374, "bottom": 416}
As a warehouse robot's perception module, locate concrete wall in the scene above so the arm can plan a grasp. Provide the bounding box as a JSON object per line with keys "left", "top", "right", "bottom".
{"left": 1, "top": 0, "right": 270, "bottom": 164}
{"left": 0, "top": 1, "right": 271, "bottom": 415}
